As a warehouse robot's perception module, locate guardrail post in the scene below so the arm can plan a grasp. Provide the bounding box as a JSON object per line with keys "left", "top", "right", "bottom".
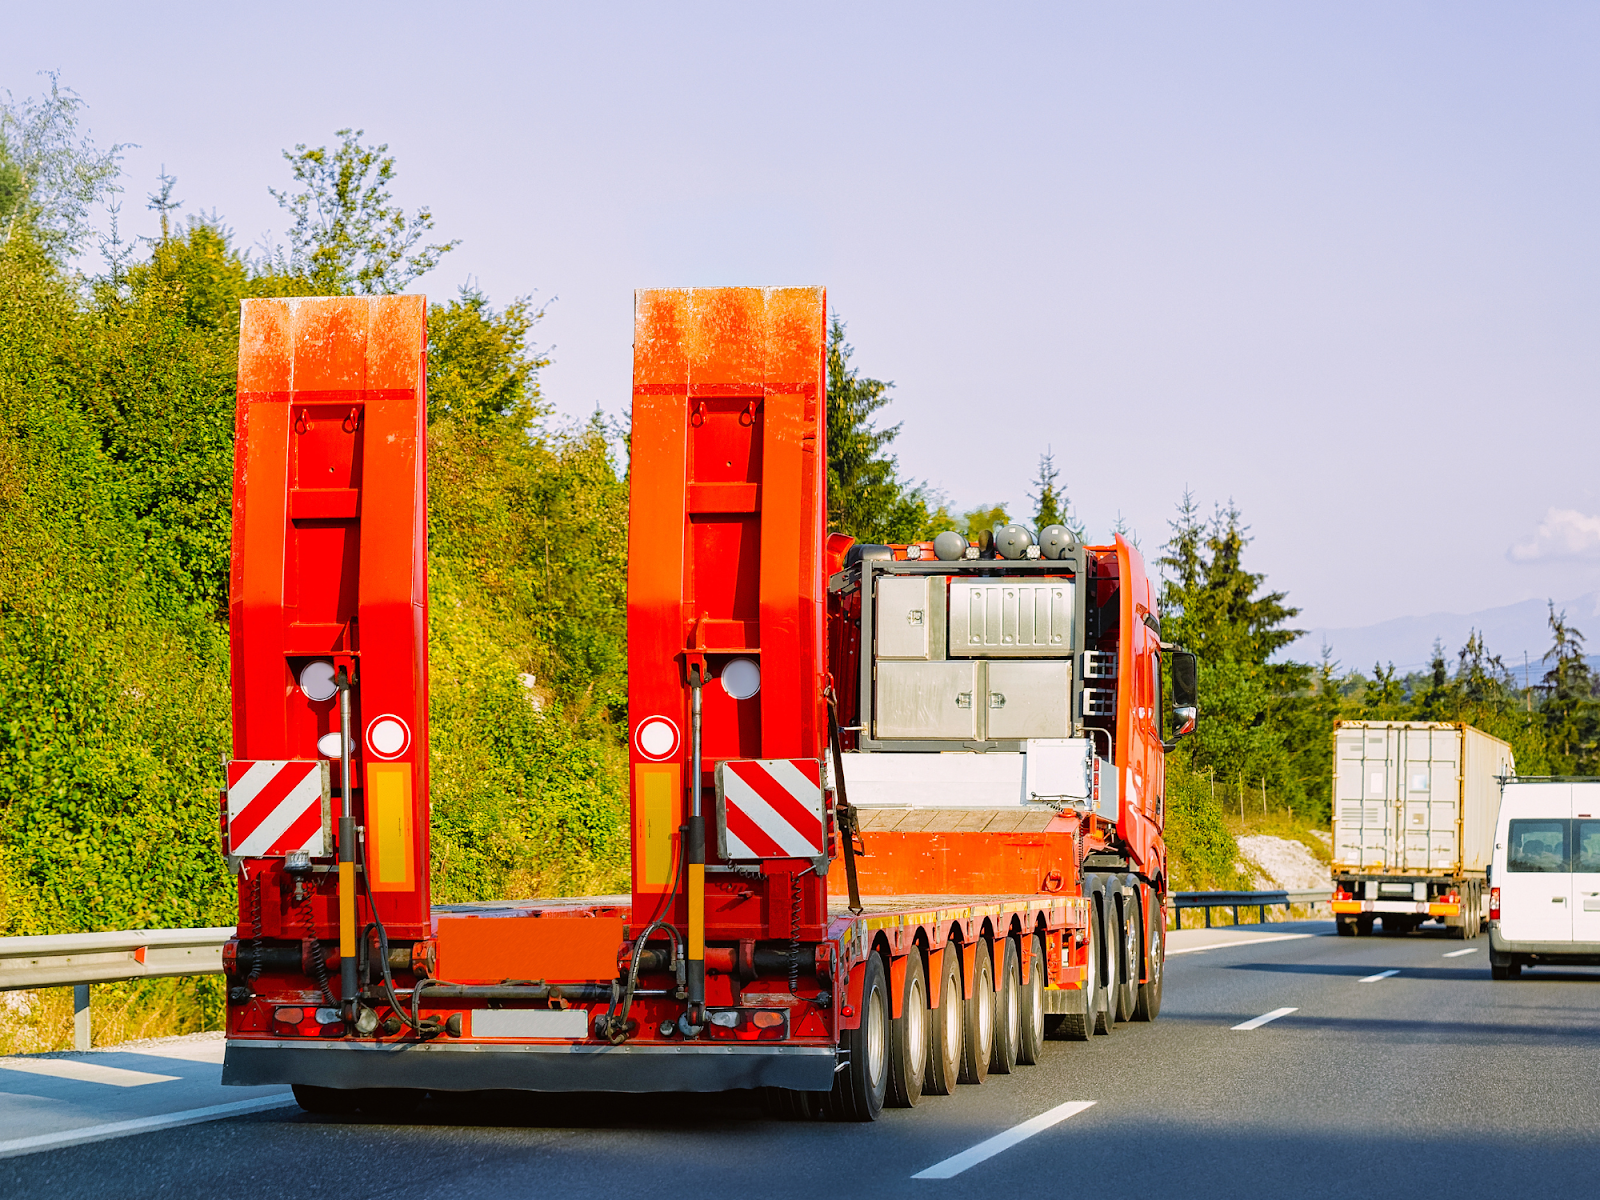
{"left": 73, "top": 984, "right": 90, "bottom": 1051}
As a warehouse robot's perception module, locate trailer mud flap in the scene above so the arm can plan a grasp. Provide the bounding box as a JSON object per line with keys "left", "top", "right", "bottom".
{"left": 224, "top": 1040, "right": 837, "bottom": 1093}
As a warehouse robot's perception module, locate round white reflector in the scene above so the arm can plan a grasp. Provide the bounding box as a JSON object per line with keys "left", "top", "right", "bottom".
{"left": 638, "top": 718, "right": 678, "bottom": 758}
{"left": 720, "top": 657, "right": 761, "bottom": 700}
{"left": 370, "top": 719, "right": 407, "bottom": 756}
{"left": 316, "top": 732, "right": 343, "bottom": 758}
{"left": 299, "top": 660, "right": 337, "bottom": 702}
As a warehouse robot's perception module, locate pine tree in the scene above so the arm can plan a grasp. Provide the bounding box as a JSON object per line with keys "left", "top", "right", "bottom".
{"left": 1540, "top": 603, "right": 1599, "bottom": 771}
{"left": 1028, "top": 448, "right": 1084, "bottom": 537}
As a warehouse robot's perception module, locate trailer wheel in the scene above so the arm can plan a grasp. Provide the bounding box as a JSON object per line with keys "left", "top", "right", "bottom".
{"left": 1018, "top": 933, "right": 1047, "bottom": 1064}
{"left": 958, "top": 939, "right": 994, "bottom": 1083}
{"left": 1134, "top": 910, "right": 1163, "bottom": 1021}
{"left": 762, "top": 1087, "right": 830, "bottom": 1120}
{"left": 887, "top": 950, "right": 930, "bottom": 1108}
{"left": 354, "top": 1088, "right": 424, "bottom": 1118}
{"left": 1356, "top": 915, "right": 1375, "bottom": 936}
{"left": 1092, "top": 897, "right": 1115, "bottom": 1035}
{"left": 1336, "top": 916, "right": 1356, "bottom": 936}
{"left": 292, "top": 1084, "right": 359, "bottom": 1114}
{"left": 924, "top": 945, "right": 964, "bottom": 1095}
{"left": 990, "top": 936, "right": 1021, "bottom": 1075}
{"left": 832, "top": 952, "right": 889, "bottom": 1121}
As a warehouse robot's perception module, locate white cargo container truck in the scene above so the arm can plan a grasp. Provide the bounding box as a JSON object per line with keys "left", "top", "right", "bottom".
{"left": 1329, "top": 720, "right": 1514, "bottom": 938}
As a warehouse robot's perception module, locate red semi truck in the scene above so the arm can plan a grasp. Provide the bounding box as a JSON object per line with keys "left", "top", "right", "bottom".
{"left": 220, "top": 288, "right": 1198, "bottom": 1120}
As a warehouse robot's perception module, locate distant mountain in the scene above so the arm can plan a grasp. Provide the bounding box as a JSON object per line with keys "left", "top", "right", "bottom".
{"left": 1281, "top": 591, "right": 1600, "bottom": 683}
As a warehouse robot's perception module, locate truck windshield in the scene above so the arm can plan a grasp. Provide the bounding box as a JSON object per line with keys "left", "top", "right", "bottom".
{"left": 1507, "top": 819, "right": 1569, "bottom": 873}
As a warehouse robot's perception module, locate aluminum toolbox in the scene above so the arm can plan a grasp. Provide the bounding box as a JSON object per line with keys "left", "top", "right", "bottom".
{"left": 949, "top": 579, "right": 1073, "bottom": 657}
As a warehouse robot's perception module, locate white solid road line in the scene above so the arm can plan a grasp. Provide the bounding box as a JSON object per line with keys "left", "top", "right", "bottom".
{"left": 0, "top": 1058, "right": 179, "bottom": 1088}
{"left": 1443, "top": 948, "right": 1480, "bottom": 958}
{"left": 1167, "top": 933, "right": 1316, "bottom": 956}
{"left": 1231, "top": 1007, "right": 1297, "bottom": 1031}
{"left": 1359, "top": 969, "right": 1400, "bottom": 983}
{"left": 0, "top": 1094, "right": 298, "bottom": 1159}
{"left": 912, "top": 1099, "right": 1097, "bottom": 1178}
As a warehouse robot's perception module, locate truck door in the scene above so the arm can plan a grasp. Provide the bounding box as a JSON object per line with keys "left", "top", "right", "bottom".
{"left": 1570, "top": 784, "right": 1600, "bottom": 945}
{"left": 1400, "top": 727, "right": 1459, "bottom": 872}
{"left": 1499, "top": 784, "right": 1572, "bottom": 944}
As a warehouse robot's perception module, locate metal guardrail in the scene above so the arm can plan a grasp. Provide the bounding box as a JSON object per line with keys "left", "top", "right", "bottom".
{"left": 0, "top": 926, "right": 233, "bottom": 1051}
{"left": 1169, "top": 889, "right": 1332, "bottom": 929}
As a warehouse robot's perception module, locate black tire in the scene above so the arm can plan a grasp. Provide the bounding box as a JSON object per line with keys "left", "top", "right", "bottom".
{"left": 1336, "top": 916, "right": 1356, "bottom": 936}
{"left": 990, "top": 936, "right": 1021, "bottom": 1075}
{"left": 1049, "top": 923, "right": 1094, "bottom": 1041}
{"left": 292, "top": 1084, "right": 359, "bottom": 1114}
{"left": 1018, "top": 932, "right": 1047, "bottom": 1063}
{"left": 353, "top": 1088, "right": 424, "bottom": 1117}
{"left": 887, "top": 951, "right": 930, "bottom": 1108}
{"left": 1092, "top": 897, "right": 1115, "bottom": 1035}
{"left": 1134, "top": 909, "right": 1163, "bottom": 1022}
{"left": 1114, "top": 892, "right": 1139, "bottom": 1024}
{"left": 1490, "top": 953, "right": 1522, "bottom": 981}
{"left": 1356, "top": 915, "right": 1375, "bottom": 936}
{"left": 924, "top": 945, "right": 964, "bottom": 1096}
{"left": 761, "top": 1087, "right": 830, "bottom": 1119}
{"left": 832, "top": 952, "right": 889, "bottom": 1121}
{"left": 958, "top": 939, "right": 994, "bottom": 1084}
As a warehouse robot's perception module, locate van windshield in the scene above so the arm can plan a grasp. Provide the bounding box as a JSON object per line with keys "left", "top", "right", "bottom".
{"left": 1508, "top": 819, "right": 1569, "bottom": 873}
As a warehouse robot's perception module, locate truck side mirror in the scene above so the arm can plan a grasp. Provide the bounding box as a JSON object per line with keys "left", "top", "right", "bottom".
{"left": 1171, "top": 650, "right": 1198, "bottom": 707}
{"left": 1173, "top": 705, "right": 1198, "bottom": 739}
{"left": 1163, "top": 650, "right": 1198, "bottom": 750}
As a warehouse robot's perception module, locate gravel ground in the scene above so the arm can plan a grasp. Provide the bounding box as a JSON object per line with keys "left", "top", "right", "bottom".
{"left": 1236, "top": 835, "right": 1331, "bottom": 890}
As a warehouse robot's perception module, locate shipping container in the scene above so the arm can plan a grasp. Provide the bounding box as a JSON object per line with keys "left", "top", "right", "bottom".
{"left": 1330, "top": 720, "right": 1513, "bottom": 937}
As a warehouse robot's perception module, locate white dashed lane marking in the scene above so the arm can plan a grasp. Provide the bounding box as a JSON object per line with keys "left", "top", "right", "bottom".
{"left": 0, "top": 1058, "right": 178, "bottom": 1088}
{"left": 1232, "top": 1007, "right": 1298, "bottom": 1031}
{"left": 912, "top": 1100, "right": 1097, "bottom": 1178}
{"left": 1359, "top": 969, "right": 1400, "bottom": 983}
{"left": 1443, "top": 948, "right": 1479, "bottom": 958}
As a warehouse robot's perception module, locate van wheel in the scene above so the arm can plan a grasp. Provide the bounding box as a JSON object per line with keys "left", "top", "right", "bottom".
{"left": 1019, "top": 933, "right": 1047, "bottom": 1063}
{"left": 924, "top": 946, "right": 964, "bottom": 1096}
{"left": 958, "top": 940, "right": 994, "bottom": 1083}
{"left": 1490, "top": 954, "right": 1521, "bottom": 980}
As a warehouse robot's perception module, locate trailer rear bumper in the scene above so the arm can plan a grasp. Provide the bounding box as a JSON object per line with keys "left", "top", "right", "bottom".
{"left": 223, "top": 1039, "right": 838, "bottom": 1093}
{"left": 1331, "top": 900, "right": 1458, "bottom": 916}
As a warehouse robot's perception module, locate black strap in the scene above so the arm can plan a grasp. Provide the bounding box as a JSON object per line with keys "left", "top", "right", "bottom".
{"left": 827, "top": 703, "right": 864, "bottom": 916}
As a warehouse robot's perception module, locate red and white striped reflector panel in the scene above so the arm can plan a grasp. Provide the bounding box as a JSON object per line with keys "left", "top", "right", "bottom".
{"left": 714, "top": 759, "right": 826, "bottom": 860}
{"left": 226, "top": 760, "right": 330, "bottom": 858}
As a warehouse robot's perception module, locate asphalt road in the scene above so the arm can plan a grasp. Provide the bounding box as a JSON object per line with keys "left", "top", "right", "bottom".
{"left": 6, "top": 920, "right": 1599, "bottom": 1199}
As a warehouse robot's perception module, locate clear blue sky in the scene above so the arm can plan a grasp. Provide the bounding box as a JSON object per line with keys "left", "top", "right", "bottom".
{"left": 8, "top": 2, "right": 1599, "bottom": 632}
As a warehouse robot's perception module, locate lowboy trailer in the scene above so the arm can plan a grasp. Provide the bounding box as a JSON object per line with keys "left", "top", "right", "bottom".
{"left": 220, "top": 288, "right": 1198, "bottom": 1119}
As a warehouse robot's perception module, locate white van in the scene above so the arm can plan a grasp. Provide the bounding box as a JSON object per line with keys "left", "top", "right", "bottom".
{"left": 1487, "top": 780, "right": 1600, "bottom": 979}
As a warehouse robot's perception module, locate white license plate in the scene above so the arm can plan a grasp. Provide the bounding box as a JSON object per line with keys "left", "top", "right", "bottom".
{"left": 470, "top": 1008, "right": 589, "bottom": 1039}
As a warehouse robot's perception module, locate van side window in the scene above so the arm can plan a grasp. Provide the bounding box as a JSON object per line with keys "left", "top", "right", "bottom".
{"left": 1507, "top": 819, "right": 1569, "bottom": 873}
{"left": 1575, "top": 821, "right": 1600, "bottom": 873}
